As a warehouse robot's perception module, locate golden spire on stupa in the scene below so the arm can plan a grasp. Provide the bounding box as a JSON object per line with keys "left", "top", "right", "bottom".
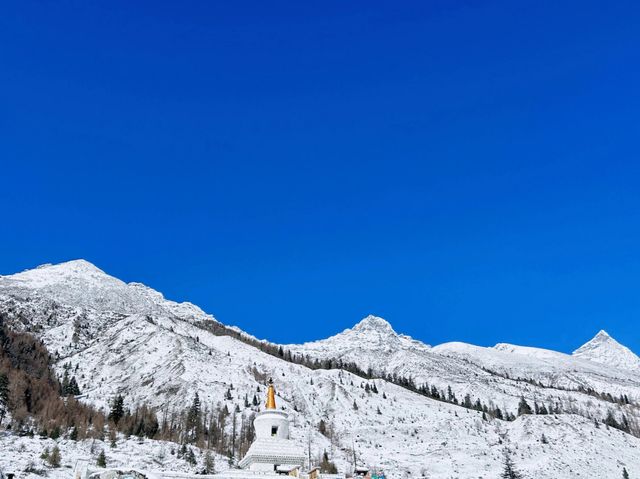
{"left": 266, "top": 377, "right": 277, "bottom": 410}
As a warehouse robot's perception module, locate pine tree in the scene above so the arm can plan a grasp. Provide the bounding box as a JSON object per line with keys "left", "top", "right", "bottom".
{"left": 319, "top": 450, "right": 338, "bottom": 474}
{"left": 622, "top": 467, "right": 630, "bottom": 479}
{"left": 605, "top": 410, "right": 619, "bottom": 429}
{"left": 204, "top": 450, "right": 215, "bottom": 474}
{"left": 501, "top": 452, "right": 523, "bottom": 478}
{"left": 48, "top": 445, "right": 61, "bottom": 468}
{"left": 447, "top": 385, "right": 455, "bottom": 402}
{"left": 97, "top": 450, "right": 107, "bottom": 467}
{"left": 353, "top": 400, "right": 358, "bottom": 411}
{"left": 318, "top": 419, "right": 327, "bottom": 436}
{"left": 69, "top": 377, "right": 81, "bottom": 395}
{"left": 108, "top": 394, "right": 125, "bottom": 425}
{"left": 0, "top": 372, "right": 8, "bottom": 426}
{"left": 517, "top": 396, "right": 533, "bottom": 416}
{"left": 61, "top": 369, "right": 70, "bottom": 395}
{"left": 188, "top": 393, "right": 201, "bottom": 425}
{"left": 186, "top": 447, "right": 197, "bottom": 465}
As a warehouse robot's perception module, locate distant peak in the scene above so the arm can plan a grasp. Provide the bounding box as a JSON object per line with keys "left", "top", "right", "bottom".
{"left": 594, "top": 330, "right": 612, "bottom": 340}
{"left": 56, "top": 259, "right": 104, "bottom": 272}
{"left": 573, "top": 329, "right": 640, "bottom": 371}
{"left": 579, "top": 330, "right": 618, "bottom": 349}
{"left": 352, "top": 315, "right": 395, "bottom": 333}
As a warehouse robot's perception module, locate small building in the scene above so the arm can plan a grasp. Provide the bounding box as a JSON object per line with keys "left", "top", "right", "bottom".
{"left": 238, "top": 378, "right": 306, "bottom": 473}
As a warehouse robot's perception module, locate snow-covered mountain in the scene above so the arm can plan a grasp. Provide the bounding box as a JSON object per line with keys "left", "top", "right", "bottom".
{"left": 573, "top": 330, "right": 640, "bottom": 371}
{"left": 2, "top": 260, "right": 640, "bottom": 478}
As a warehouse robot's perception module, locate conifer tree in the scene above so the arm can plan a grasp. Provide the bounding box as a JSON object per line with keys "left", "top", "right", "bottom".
{"left": 48, "top": 445, "right": 61, "bottom": 468}
{"left": 204, "top": 450, "right": 215, "bottom": 474}
{"left": 318, "top": 419, "right": 327, "bottom": 435}
{"left": 186, "top": 447, "right": 197, "bottom": 465}
{"left": 97, "top": 450, "right": 107, "bottom": 467}
{"left": 605, "top": 410, "right": 619, "bottom": 429}
{"left": 108, "top": 395, "right": 125, "bottom": 425}
{"left": 187, "top": 393, "right": 202, "bottom": 440}
{"left": 517, "top": 396, "right": 533, "bottom": 416}
{"left": 319, "top": 450, "right": 338, "bottom": 474}
{"left": 0, "top": 372, "right": 8, "bottom": 426}
{"left": 623, "top": 467, "right": 630, "bottom": 479}
{"left": 61, "top": 369, "right": 70, "bottom": 395}
{"left": 501, "top": 452, "right": 523, "bottom": 478}
{"left": 68, "top": 377, "right": 81, "bottom": 395}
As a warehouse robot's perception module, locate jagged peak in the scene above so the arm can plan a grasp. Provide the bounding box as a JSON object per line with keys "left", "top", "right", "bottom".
{"left": 593, "top": 330, "right": 612, "bottom": 341}
{"left": 575, "top": 330, "right": 620, "bottom": 352}
{"left": 573, "top": 329, "right": 640, "bottom": 371}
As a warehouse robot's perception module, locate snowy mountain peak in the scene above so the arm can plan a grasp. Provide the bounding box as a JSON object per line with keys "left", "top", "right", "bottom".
{"left": 352, "top": 315, "right": 395, "bottom": 334}
{"left": 594, "top": 329, "right": 612, "bottom": 341}
{"left": 7, "top": 259, "right": 110, "bottom": 284}
{"left": 0, "top": 260, "right": 216, "bottom": 322}
{"left": 573, "top": 330, "right": 640, "bottom": 371}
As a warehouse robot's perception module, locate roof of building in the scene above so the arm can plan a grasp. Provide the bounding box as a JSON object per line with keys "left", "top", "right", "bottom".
{"left": 239, "top": 438, "right": 306, "bottom": 469}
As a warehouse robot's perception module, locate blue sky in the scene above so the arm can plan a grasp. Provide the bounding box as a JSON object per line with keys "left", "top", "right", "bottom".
{"left": 2, "top": 1, "right": 640, "bottom": 353}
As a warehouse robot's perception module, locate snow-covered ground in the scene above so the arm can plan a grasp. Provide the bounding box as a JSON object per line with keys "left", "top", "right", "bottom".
{"left": 0, "top": 432, "right": 230, "bottom": 479}
{"left": 1, "top": 260, "right": 640, "bottom": 478}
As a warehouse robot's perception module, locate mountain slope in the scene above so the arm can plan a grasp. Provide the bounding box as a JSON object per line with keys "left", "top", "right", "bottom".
{"left": 1, "top": 260, "right": 640, "bottom": 478}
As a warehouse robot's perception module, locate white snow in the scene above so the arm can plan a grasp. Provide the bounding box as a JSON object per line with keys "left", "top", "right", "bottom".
{"left": 1, "top": 261, "right": 640, "bottom": 478}
{"left": 573, "top": 330, "right": 640, "bottom": 371}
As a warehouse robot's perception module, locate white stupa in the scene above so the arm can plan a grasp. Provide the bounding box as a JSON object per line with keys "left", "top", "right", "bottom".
{"left": 238, "top": 378, "right": 306, "bottom": 472}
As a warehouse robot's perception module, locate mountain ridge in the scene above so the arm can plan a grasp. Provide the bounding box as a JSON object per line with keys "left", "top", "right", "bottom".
{"left": 2, "top": 259, "right": 640, "bottom": 478}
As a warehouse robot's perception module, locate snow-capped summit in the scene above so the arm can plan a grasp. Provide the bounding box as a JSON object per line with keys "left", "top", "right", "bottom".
{"left": 0, "top": 259, "right": 216, "bottom": 322}
{"left": 573, "top": 330, "right": 640, "bottom": 371}
{"left": 7, "top": 259, "right": 110, "bottom": 286}
{"left": 351, "top": 314, "right": 396, "bottom": 334}
{"left": 296, "top": 314, "right": 421, "bottom": 352}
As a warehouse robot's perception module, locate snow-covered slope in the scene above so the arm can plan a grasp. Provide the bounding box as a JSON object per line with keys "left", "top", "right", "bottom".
{"left": 573, "top": 330, "right": 640, "bottom": 371}
{"left": 2, "top": 260, "right": 640, "bottom": 478}
{"left": 291, "top": 315, "right": 640, "bottom": 413}
{"left": 1, "top": 259, "right": 214, "bottom": 322}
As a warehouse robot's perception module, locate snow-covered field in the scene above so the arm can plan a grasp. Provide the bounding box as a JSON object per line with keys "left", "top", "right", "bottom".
{"left": 1, "top": 260, "right": 640, "bottom": 478}
{"left": 0, "top": 432, "right": 230, "bottom": 479}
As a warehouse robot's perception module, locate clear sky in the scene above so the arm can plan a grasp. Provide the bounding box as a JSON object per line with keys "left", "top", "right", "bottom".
{"left": 2, "top": 1, "right": 640, "bottom": 353}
